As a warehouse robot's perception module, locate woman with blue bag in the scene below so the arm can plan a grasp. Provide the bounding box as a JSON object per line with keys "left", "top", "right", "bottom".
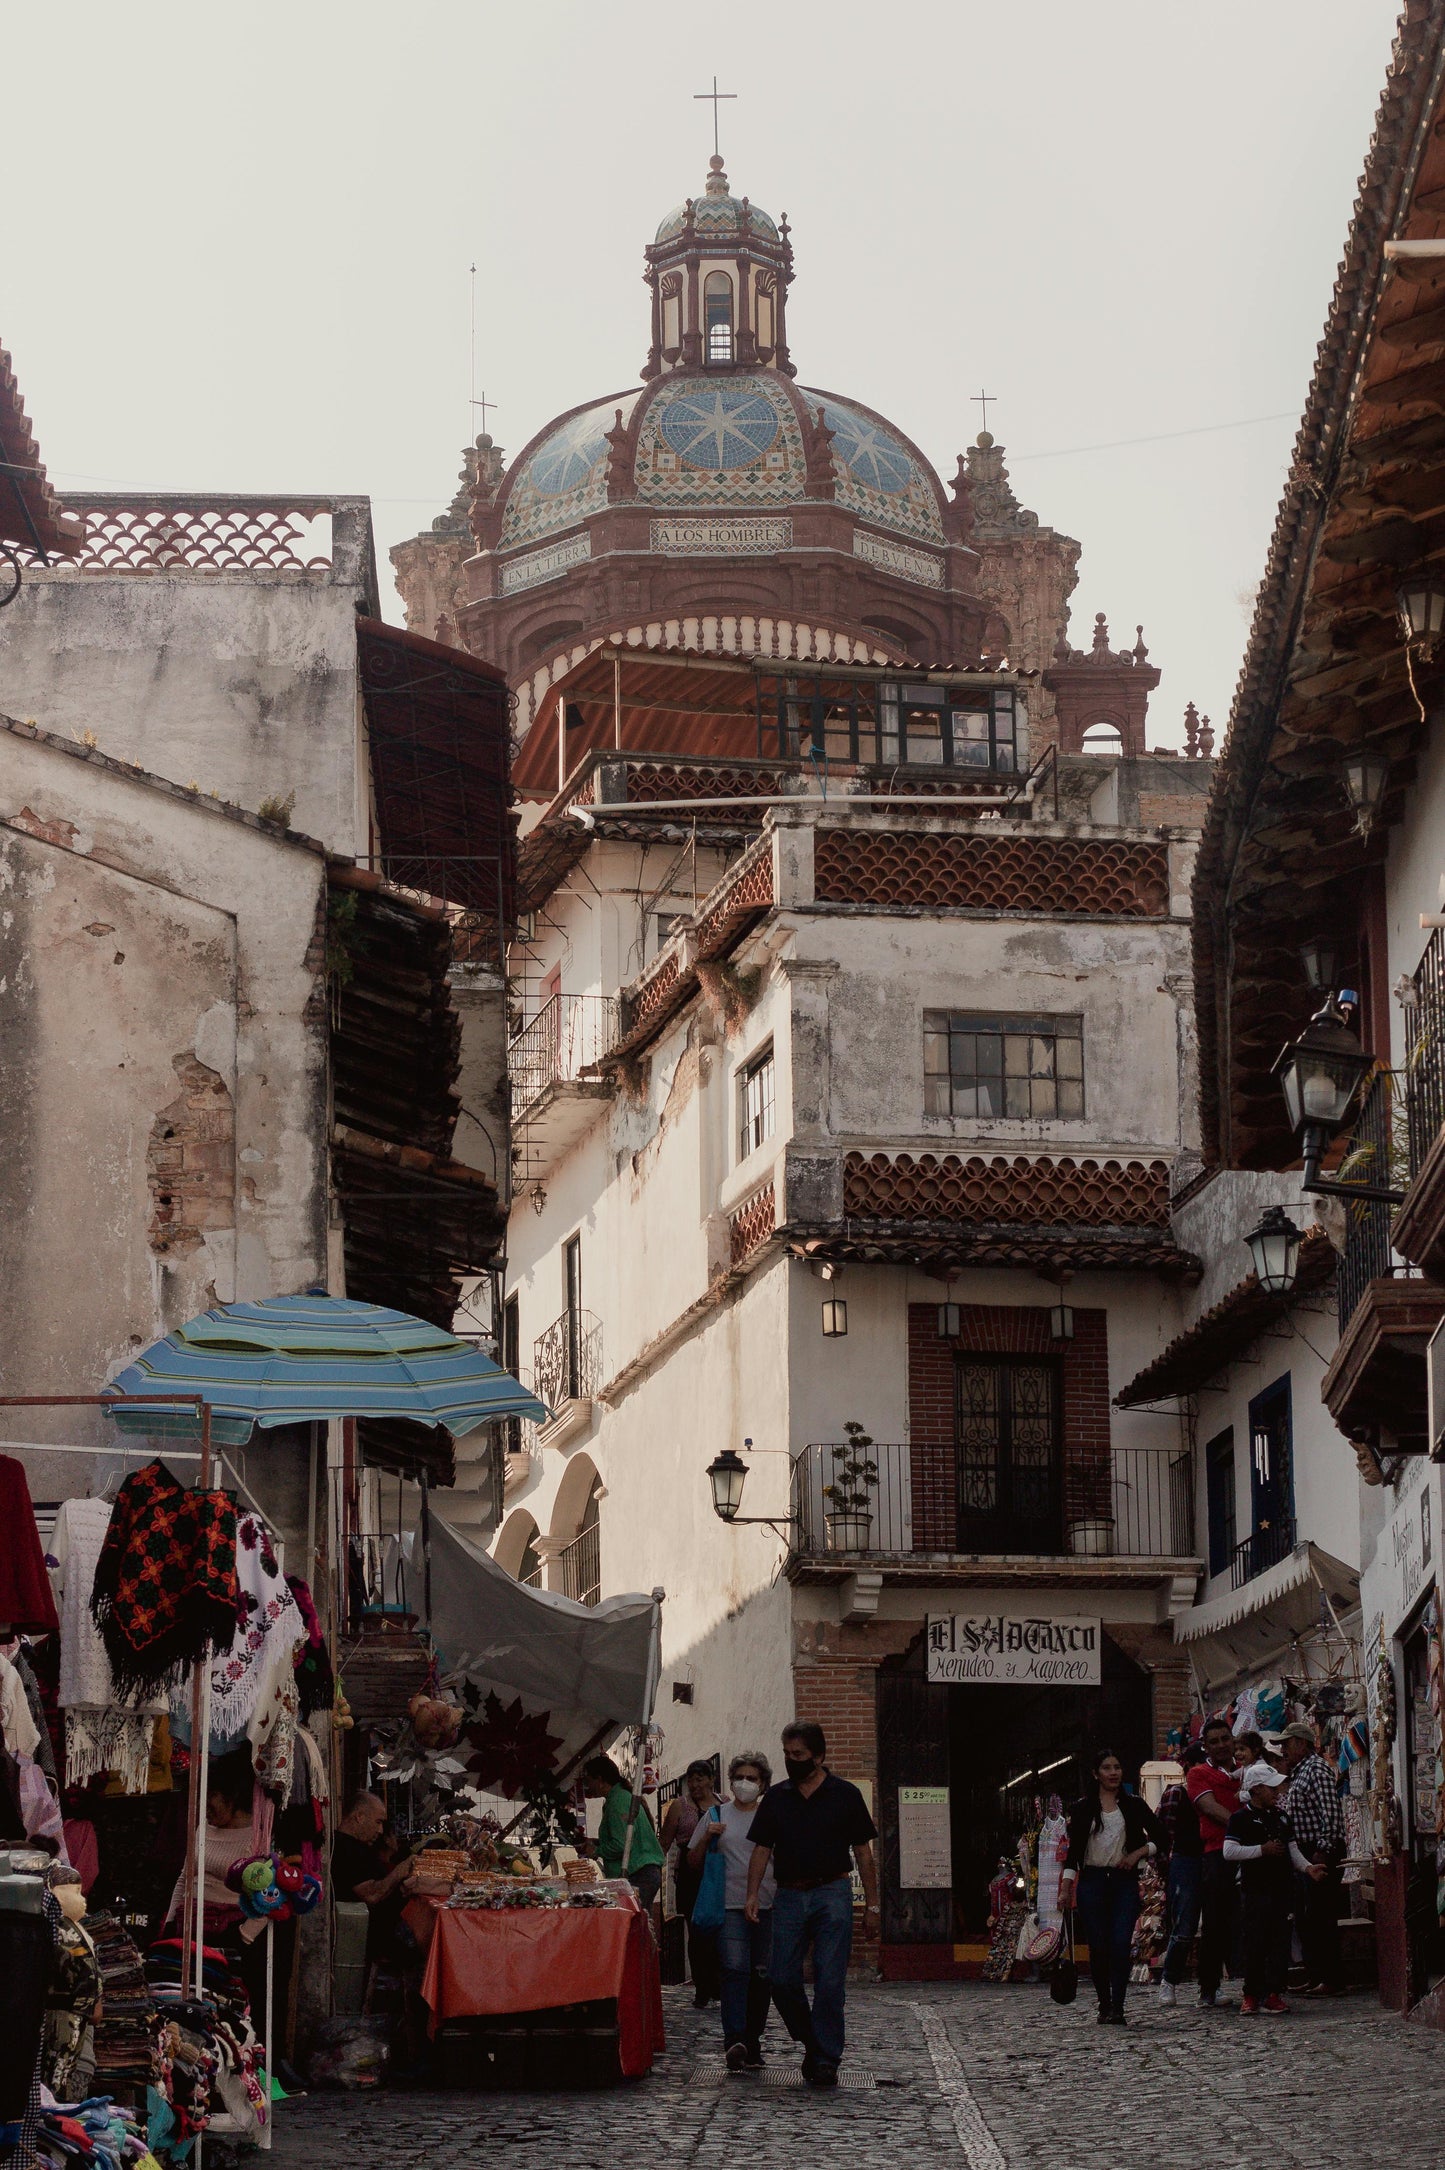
{"left": 689, "top": 1751, "right": 777, "bottom": 2070}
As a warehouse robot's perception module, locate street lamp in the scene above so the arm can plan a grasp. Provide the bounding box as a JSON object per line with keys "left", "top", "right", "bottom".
{"left": 1272, "top": 992, "right": 1402, "bottom": 1202}
{"left": 1244, "top": 1205, "right": 1304, "bottom": 1296}
{"left": 705, "top": 1441, "right": 794, "bottom": 1538}
{"left": 1341, "top": 748, "right": 1391, "bottom": 836}
{"left": 1298, "top": 936, "right": 1338, "bottom": 991}
{"left": 706, "top": 1447, "right": 749, "bottom": 1522}
{"left": 1396, "top": 578, "right": 1445, "bottom": 657}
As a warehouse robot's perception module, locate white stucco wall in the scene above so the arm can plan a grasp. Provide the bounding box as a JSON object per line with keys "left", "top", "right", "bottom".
{"left": 1383, "top": 713, "right": 1445, "bottom": 1037}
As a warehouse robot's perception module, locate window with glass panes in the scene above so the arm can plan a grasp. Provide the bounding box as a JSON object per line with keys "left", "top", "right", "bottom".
{"left": 924, "top": 1011, "right": 1084, "bottom": 1120}
{"left": 738, "top": 1046, "right": 776, "bottom": 1160}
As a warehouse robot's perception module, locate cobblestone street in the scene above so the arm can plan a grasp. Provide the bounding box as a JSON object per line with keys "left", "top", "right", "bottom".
{"left": 269, "top": 1981, "right": 1445, "bottom": 2170}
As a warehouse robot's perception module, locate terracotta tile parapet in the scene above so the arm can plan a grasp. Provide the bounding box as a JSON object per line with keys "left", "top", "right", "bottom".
{"left": 813, "top": 828, "right": 1169, "bottom": 915}
{"left": 842, "top": 1150, "right": 1171, "bottom": 1228}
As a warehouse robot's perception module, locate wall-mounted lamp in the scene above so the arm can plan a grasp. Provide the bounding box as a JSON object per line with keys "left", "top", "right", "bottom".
{"left": 531, "top": 1183, "right": 548, "bottom": 1216}
{"left": 1244, "top": 1204, "right": 1304, "bottom": 1296}
{"left": 1273, "top": 991, "right": 1402, "bottom": 1203}
{"left": 1298, "top": 936, "right": 1338, "bottom": 991}
{"left": 821, "top": 1299, "right": 848, "bottom": 1338}
{"left": 937, "top": 1302, "right": 962, "bottom": 1339}
{"left": 1341, "top": 747, "right": 1391, "bottom": 836}
{"left": 706, "top": 1439, "right": 794, "bottom": 1538}
{"left": 1396, "top": 578, "right": 1445, "bottom": 658}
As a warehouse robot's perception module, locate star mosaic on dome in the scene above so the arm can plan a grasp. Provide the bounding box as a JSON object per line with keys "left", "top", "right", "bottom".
{"left": 818, "top": 399, "right": 914, "bottom": 494}
{"left": 656, "top": 384, "right": 781, "bottom": 471}
{"left": 527, "top": 409, "right": 613, "bottom": 497}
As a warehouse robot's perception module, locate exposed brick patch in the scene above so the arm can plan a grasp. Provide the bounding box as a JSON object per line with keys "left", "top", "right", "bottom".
{"left": 9, "top": 804, "right": 78, "bottom": 849}
{"left": 147, "top": 1053, "right": 235, "bottom": 1258}
{"left": 845, "top": 1152, "right": 1170, "bottom": 1229}
{"left": 906, "top": 1302, "right": 1112, "bottom": 1551}
{"left": 813, "top": 830, "right": 1169, "bottom": 916}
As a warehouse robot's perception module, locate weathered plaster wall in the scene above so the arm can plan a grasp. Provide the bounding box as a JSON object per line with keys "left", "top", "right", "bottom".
{"left": 0, "top": 566, "right": 371, "bottom": 852}
{"left": 0, "top": 725, "right": 329, "bottom": 1467}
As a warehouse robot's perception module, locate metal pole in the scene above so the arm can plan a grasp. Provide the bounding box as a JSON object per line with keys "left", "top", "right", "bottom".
{"left": 261, "top": 1920, "right": 275, "bottom": 2150}
{"left": 191, "top": 1404, "right": 214, "bottom": 2007}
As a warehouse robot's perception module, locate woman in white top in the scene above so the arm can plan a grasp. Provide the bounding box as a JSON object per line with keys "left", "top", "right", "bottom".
{"left": 689, "top": 1750, "right": 777, "bottom": 2070}
{"left": 1057, "top": 1746, "right": 1163, "bottom": 2025}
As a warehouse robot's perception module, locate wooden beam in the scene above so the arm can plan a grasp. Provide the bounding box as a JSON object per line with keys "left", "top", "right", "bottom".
{"left": 1378, "top": 296, "right": 1445, "bottom": 350}
{"left": 1361, "top": 352, "right": 1445, "bottom": 411}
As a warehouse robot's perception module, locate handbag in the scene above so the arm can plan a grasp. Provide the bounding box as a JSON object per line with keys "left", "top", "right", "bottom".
{"left": 689, "top": 1808, "right": 727, "bottom": 1933}
{"left": 1049, "top": 1915, "right": 1078, "bottom": 2005}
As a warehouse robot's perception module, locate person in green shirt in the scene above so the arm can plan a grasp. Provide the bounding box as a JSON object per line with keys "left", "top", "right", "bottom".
{"left": 582, "top": 1754, "right": 665, "bottom": 1924}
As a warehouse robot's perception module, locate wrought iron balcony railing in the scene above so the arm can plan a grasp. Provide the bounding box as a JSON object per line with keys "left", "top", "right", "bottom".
{"left": 508, "top": 993, "right": 619, "bottom": 1115}
{"left": 1231, "top": 1515, "right": 1296, "bottom": 1591}
{"left": 556, "top": 1522, "right": 601, "bottom": 1607}
{"left": 533, "top": 1309, "right": 603, "bottom": 1411}
{"left": 788, "top": 1441, "right": 1194, "bottom": 1559}
{"left": 1406, "top": 927, "right": 1445, "bottom": 1180}
{"left": 1334, "top": 1067, "right": 1409, "bottom": 1331}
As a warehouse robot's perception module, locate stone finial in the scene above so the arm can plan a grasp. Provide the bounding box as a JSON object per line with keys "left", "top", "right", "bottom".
{"left": 1133, "top": 625, "right": 1149, "bottom": 663}
{"left": 945, "top": 453, "right": 976, "bottom": 543}
{"left": 1090, "top": 612, "right": 1112, "bottom": 657}
{"left": 963, "top": 435, "right": 1039, "bottom": 540}
{"left": 1184, "top": 701, "right": 1201, "bottom": 757}
{"left": 705, "top": 155, "right": 729, "bottom": 196}
{"left": 803, "top": 403, "right": 838, "bottom": 497}
{"left": 604, "top": 407, "right": 636, "bottom": 503}
{"left": 1052, "top": 629, "right": 1072, "bottom": 665}
{"left": 1198, "top": 713, "right": 1214, "bottom": 757}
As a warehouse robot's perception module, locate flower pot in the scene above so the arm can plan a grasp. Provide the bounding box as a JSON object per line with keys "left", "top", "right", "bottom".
{"left": 826, "top": 1512, "right": 874, "bottom": 1553}
{"left": 1068, "top": 1517, "right": 1114, "bottom": 1558}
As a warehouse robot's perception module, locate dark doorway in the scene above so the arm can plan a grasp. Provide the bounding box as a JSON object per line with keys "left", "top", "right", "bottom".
{"left": 955, "top": 1355, "right": 1063, "bottom": 1552}
{"left": 876, "top": 1630, "right": 1153, "bottom": 1948}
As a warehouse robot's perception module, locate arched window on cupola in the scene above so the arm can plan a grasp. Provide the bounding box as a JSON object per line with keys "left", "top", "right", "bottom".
{"left": 704, "top": 272, "right": 734, "bottom": 363}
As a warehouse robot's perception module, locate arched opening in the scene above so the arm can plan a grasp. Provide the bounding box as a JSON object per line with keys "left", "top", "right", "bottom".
{"left": 704, "top": 272, "right": 734, "bottom": 364}
{"left": 519, "top": 618, "right": 585, "bottom": 668}
{"left": 550, "top": 1452, "right": 603, "bottom": 1606}
{"left": 1081, "top": 721, "right": 1124, "bottom": 754}
{"left": 496, "top": 1508, "right": 543, "bottom": 1586}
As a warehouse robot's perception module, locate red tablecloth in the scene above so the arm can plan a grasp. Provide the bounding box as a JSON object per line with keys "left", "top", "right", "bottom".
{"left": 419, "top": 1898, "right": 665, "bottom": 2077}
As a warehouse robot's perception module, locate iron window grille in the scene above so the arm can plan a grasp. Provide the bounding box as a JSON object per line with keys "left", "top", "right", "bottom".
{"left": 738, "top": 1046, "right": 776, "bottom": 1160}
{"left": 955, "top": 1355, "right": 1063, "bottom": 1553}
{"left": 925, "top": 1011, "right": 1084, "bottom": 1121}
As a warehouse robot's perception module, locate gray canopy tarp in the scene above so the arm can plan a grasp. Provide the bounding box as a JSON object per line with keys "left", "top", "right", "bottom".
{"left": 427, "top": 1511, "right": 663, "bottom": 1772}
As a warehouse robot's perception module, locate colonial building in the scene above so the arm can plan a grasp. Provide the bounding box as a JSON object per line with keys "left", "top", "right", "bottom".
{"left": 1116, "top": 0, "right": 1445, "bottom": 2016}
{"left": 397, "top": 162, "right": 1220, "bottom": 1974}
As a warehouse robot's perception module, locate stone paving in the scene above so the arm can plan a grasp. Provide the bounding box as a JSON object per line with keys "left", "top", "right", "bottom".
{"left": 268, "top": 1979, "right": 1445, "bottom": 2169}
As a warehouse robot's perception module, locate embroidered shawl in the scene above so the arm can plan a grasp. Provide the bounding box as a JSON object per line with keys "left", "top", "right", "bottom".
{"left": 207, "top": 1516, "right": 302, "bottom": 1743}
{"left": 91, "top": 1462, "right": 238, "bottom": 1705}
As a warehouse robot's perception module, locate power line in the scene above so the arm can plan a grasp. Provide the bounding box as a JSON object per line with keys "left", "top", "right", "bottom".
{"left": 1009, "top": 410, "right": 1297, "bottom": 463}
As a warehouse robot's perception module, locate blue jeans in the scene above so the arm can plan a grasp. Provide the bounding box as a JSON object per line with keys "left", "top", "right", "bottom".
{"left": 768, "top": 1879, "right": 853, "bottom": 2068}
{"left": 1075, "top": 1866, "right": 1140, "bottom": 2013}
{"left": 1162, "top": 1853, "right": 1202, "bottom": 1985}
{"left": 716, "top": 1906, "right": 772, "bottom": 2048}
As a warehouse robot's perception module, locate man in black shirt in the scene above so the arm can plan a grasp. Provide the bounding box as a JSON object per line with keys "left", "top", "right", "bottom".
{"left": 744, "top": 1721, "right": 878, "bottom": 2084}
{"left": 332, "top": 1791, "right": 416, "bottom": 1966}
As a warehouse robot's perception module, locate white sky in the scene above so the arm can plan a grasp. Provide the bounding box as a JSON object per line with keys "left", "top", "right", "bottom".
{"left": 4, "top": 0, "right": 1400, "bottom": 737}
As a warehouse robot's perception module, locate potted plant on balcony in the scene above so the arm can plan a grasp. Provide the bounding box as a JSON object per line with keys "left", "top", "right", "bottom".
{"left": 1066, "top": 1463, "right": 1115, "bottom": 1558}
{"left": 823, "top": 1421, "right": 880, "bottom": 1552}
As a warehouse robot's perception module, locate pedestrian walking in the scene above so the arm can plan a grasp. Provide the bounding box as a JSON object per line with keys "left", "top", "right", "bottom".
{"left": 689, "top": 1751, "right": 777, "bottom": 2070}
{"left": 582, "top": 1754, "right": 666, "bottom": 1921}
{"left": 1186, "top": 1715, "right": 1242, "bottom": 2007}
{"left": 1223, "top": 1760, "right": 1323, "bottom": 2015}
{"left": 744, "top": 1721, "right": 878, "bottom": 2086}
{"left": 1280, "top": 1720, "right": 1348, "bottom": 1996}
{"left": 1156, "top": 1741, "right": 1206, "bottom": 2007}
{"left": 1057, "top": 1746, "right": 1163, "bottom": 2025}
{"left": 666, "top": 1760, "right": 724, "bottom": 2007}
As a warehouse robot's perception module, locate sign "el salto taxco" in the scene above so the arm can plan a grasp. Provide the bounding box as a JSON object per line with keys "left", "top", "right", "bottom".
{"left": 926, "top": 1614, "right": 1101, "bottom": 1685}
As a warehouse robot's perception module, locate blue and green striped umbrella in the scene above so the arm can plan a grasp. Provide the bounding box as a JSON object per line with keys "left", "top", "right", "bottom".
{"left": 104, "top": 1292, "right": 548, "bottom": 1446}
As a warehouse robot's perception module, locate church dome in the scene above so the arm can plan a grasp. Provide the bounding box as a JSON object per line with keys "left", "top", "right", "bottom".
{"left": 498, "top": 375, "right": 946, "bottom": 552}
{"left": 654, "top": 156, "right": 779, "bottom": 244}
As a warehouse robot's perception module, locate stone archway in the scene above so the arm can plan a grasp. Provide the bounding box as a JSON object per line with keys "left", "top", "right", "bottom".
{"left": 495, "top": 1507, "right": 540, "bottom": 1581}
{"left": 548, "top": 1450, "right": 604, "bottom": 1604}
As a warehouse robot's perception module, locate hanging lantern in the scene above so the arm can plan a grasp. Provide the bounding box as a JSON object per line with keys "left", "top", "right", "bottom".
{"left": 1048, "top": 1298, "right": 1075, "bottom": 1341}
{"left": 1341, "top": 748, "right": 1391, "bottom": 835}
{"left": 1272, "top": 994, "right": 1372, "bottom": 1136}
{"left": 1298, "top": 936, "right": 1338, "bottom": 991}
{"left": 821, "top": 1299, "right": 848, "bottom": 1337}
{"left": 1244, "top": 1205, "right": 1304, "bottom": 1296}
{"left": 937, "top": 1302, "right": 961, "bottom": 1339}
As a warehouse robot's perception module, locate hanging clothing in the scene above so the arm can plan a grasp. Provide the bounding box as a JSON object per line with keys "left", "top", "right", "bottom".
{"left": 207, "top": 1517, "right": 302, "bottom": 1744}
{"left": 91, "top": 1462, "right": 238, "bottom": 1706}
{"left": 50, "top": 1497, "right": 164, "bottom": 1793}
{"left": 0, "top": 1459, "right": 59, "bottom": 1639}
{"left": 1035, "top": 1813, "right": 1067, "bottom": 1926}
{"left": 1, "top": 1648, "right": 56, "bottom": 1790}
{"left": 285, "top": 1577, "right": 334, "bottom": 1719}
{"left": 0, "top": 1656, "right": 39, "bottom": 1762}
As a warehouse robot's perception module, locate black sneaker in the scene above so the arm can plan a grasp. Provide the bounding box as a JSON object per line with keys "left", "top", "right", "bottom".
{"left": 725, "top": 2042, "right": 748, "bottom": 2073}
{"left": 807, "top": 2061, "right": 839, "bottom": 2087}
{"left": 743, "top": 2043, "right": 764, "bottom": 2067}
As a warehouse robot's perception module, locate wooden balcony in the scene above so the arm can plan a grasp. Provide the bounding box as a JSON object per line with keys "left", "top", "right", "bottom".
{"left": 1320, "top": 1274, "right": 1445, "bottom": 1446}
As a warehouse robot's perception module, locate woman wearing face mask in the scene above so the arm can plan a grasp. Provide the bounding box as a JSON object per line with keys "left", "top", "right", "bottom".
{"left": 689, "top": 1752, "right": 776, "bottom": 2070}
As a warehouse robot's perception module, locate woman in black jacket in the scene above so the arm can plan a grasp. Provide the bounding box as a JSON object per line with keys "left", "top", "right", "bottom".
{"left": 1057, "top": 1747, "right": 1164, "bottom": 2024}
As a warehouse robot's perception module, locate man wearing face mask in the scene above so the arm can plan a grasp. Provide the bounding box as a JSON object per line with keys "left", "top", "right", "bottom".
{"left": 744, "top": 1721, "right": 879, "bottom": 2086}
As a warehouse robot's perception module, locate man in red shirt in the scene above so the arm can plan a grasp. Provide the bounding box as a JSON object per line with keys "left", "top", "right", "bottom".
{"left": 1184, "top": 1716, "right": 1242, "bottom": 2007}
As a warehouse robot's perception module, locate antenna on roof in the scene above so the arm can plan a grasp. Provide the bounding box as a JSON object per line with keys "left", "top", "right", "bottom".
{"left": 466, "top": 263, "right": 498, "bottom": 442}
